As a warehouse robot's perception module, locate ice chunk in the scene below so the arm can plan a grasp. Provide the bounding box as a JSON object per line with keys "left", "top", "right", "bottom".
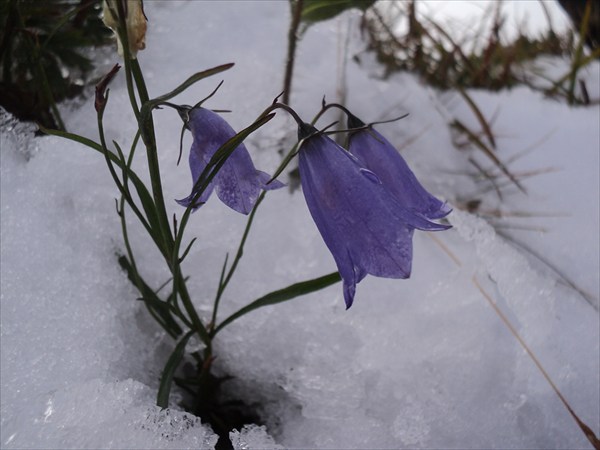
{"left": 229, "top": 424, "right": 283, "bottom": 450}
{"left": 0, "top": 107, "right": 39, "bottom": 161}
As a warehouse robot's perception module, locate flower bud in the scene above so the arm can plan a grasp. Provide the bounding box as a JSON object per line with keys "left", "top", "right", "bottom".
{"left": 102, "top": 0, "right": 147, "bottom": 58}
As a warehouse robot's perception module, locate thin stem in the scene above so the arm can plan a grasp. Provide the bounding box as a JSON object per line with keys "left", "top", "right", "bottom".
{"left": 130, "top": 56, "right": 208, "bottom": 342}
{"left": 567, "top": 0, "right": 592, "bottom": 105}
{"left": 111, "top": 1, "right": 140, "bottom": 119}
{"left": 97, "top": 108, "right": 153, "bottom": 236}
{"left": 170, "top": 200, "right": 211, "bottom": 345}
{"left": 111, "top": 1, "right": 208, "bottom": 344}
{"left": 211, "top": 191, "right": 267, "bottom": 327}
{"left": 282, "top": 0, "right": 304, "bottom": 105}
{"left": 131, "top": 58, "right": 174, "bottom": 254}
{"left": 206, "top": 107, "right": 308, "bottom": 335}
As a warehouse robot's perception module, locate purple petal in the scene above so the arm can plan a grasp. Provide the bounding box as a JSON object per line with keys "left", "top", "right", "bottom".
{"left": 176, "top": 139, "right": 214, "bottom": 210}
{"left": 179, "top": 107, "right": 283, "bottom": 214}
{"left": 349, "top": 128, "right": 451, "bottom": 220}
{"left": 212, "top": 145, "right": 263, "bottom": 214}
{"left": 256, "top": 170, "right": 285, "bottom": 191}
{"left": 299, "top": 132, "right": 420, "bottom": 308}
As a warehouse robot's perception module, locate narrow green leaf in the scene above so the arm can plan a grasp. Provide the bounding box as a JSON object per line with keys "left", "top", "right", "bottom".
{"left": 178, "top": 237, "right": 197, "bottom": 263}
{"left": 145, "top": 63, "right": 234, "bottom": 111}
{"left": 118, "top": 255, "right": 183, "bottom": 338}
{"left": 157, "top": 330, "right": 194, "bottom": 408}
{"left": 211, "top": 192, "right": 266, "bottom": 328}
{"left": 301, "top": 0, "right": 376, "bottom": 24}
{"left": 40, "top": 125, "right": 163, "bottom": 247}
{"left": 38, "top": 125, "right": 103, "bottom": 152}
{"left": 213, "top": 272, "right": 341, "bottom": 335}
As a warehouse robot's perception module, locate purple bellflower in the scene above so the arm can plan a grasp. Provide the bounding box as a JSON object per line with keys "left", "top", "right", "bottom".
{"left": 345, "top": 112, "right": 451, "bottom": 220}
{"left": 176, "top": 107, "right": 283, "bottom": 214}
{"left": 297, "top": 123, "right": 450, "bottom": 309}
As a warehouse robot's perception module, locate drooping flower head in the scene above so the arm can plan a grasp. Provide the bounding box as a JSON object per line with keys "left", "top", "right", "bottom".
{"left": 175, "top": 105, "right": 283, "bottom": 215}
{"left": 343, "top": 108, "right": 451, "bottom": 220}
{"left": 297, "top": 123, "right": 450, "bottom": 309}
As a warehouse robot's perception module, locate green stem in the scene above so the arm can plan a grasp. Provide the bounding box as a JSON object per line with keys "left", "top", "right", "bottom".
{"left": 211, "top": 191, "right": 267, "bottom": 327}
{"left": 112, "top": 1, "right": 141, "bottom": 118}
{"left": 122, "top": 21, "right": 208, "bottom": 342}
{"left": 282, "top": 0, "right": 304, "bottom": 105}
{"left": 567, "top": 0, "right": 592, "bottom": 105}
{"left": 96, "top": 108, "right": 153, "bottom": 235}
{"left": 168, "top": 199, "right": 211, "bottom": 345}
{"left": 131, "top": 58, "right": 174, "bottom": 256}
{"left": 108, "top": 2, "right": 210, "bottom": 345}
{"left": 205, "top": 105, "right": 310, "bottom": 333}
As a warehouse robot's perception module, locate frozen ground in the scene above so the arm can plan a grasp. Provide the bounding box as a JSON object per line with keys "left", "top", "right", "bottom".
{"left": 1, "top": 1, "right": 599, "bottom": 449}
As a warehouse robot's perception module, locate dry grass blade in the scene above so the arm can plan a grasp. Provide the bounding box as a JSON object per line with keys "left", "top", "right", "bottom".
{"left": 426, "top": 233, "right": 462, "bottom": 267}
{"left": 497, "top": 230, "right": 599, "bottom": 311}
{"left": 457, "top": 87, "right": 496, "bottom": 149}
{"left": 480, "top": 209, "right": 568, "bottom": 219}
{"left": 420, "top": 16, "right": 476, "bottom": 74}
{"left": 452, "top": 119, "right": 527, "bottom": 193}
{"left": 469, "top": 157, "right": 503, "bottom": 200}
{"left": 477, "top": 167, "right": 559, "bottom": 196}
{"left": 473, "top": 276, "right": 600, "bottom": 449}
{"left": 489, "top": 222, "right": 548, "bottom": 232}
{"left": 427, "top": 229, "right": 599, "bottom": 444}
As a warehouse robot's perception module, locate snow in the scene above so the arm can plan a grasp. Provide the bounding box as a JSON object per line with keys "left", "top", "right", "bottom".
{"left": 1, "top": 1, "right": 599, "bottom": 449}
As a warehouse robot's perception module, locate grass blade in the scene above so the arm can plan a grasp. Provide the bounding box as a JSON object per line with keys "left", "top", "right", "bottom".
{"left": 452, "top": 119, "right": 526, "bottom": 194}
{"left": 39, "top": 125, "right": 164, "bottom": 249}
{"left": 457, "top": 87, "right": 496, "bottom": 149}
{"left": 473, "top": 276, "right": 600, "bottom": 449}
{"left": 156, "top": 330, "right": 195, "bottom": 408}
{"left": 118, "top": 255, "right": 184, "bottom": 337}
{"left": 145, "top": 63, "right": 234, "bottom": 110}
{"left": 213, "top": 272, "right": 341, "bottom": 335}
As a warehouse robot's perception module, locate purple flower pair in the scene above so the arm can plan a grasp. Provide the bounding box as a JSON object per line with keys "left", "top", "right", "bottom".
{"left": 177, "top": 101, "right": 450, "bottom": 309}
{"left": 297, "top": 111, "right": 450, "bottom": 309}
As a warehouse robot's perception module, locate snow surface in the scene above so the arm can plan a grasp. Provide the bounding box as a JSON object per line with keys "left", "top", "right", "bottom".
{"left": 1, "top": 1, "right": 599, "bottom": 449}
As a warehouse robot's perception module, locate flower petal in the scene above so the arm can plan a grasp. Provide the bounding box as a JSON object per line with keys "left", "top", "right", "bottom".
{"left": 179, "top": 107, "right": 283, "bottom": 214}
{"left": 349, "top": 128, "right": 452, "bottom": 220}
{"left": 256, "top": 170, "right": 285, "bottom": 191}
{"left": 299, "top": 131, "right": 420, "bottom": 308}
{"left": 175, "top": 140, "right": 214, "bottom": 209}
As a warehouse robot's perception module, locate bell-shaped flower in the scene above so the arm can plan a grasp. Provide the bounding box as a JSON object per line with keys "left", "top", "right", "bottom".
{"left": 346, "top": 112, "right": 451, "bottom": 220}
{"left": 177, "top": 107, "right": 283, "bottom": 214}
{"left": 297, "top": 124, "right": 450, "bottom": 309}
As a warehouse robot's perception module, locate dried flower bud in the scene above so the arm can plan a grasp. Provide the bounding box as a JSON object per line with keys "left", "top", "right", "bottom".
{"left": 95, "top": 64, "right": 121, "bottom": 113}
{"left": 102, "top": 0, "right": 147, "bottom": 58}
